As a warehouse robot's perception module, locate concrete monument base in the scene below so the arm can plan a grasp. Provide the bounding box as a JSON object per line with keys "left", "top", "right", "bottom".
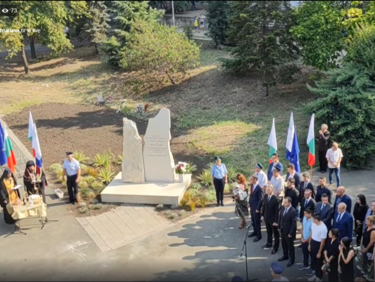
{"left": 101, "top": 172, "right": 192, "bottom": 206}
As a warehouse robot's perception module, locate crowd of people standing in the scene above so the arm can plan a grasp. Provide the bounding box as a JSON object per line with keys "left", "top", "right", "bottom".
{"left": 212, "top": 124, "right": 374, "bottom": 281}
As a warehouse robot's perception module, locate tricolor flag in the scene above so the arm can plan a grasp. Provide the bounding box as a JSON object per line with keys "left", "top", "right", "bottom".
{"left": 286, "top": 112, "right": 300, "bottom": 173}
{"left": 267, "top": 118, "right": 277, "bottom": 164}
{"left": 31, "top": 123, "right": 43, "bottom": 169}
{"left": 307, "top": 114, "right": 315, "bottom": 167}
{"left": 28, "top": 111, "right": 35, "bottom": 156}
{"left": 0, "top": 123, "right": 7, "bottom": 166}
{"left": 0, "top": 122, "right": 17, "bottom": 172}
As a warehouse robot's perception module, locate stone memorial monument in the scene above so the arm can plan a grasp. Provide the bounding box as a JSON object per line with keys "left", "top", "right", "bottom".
{"left": 101, "top": 108, "right": 190, "bottom": 205}
{"left": 143, "top": 108, "right": 175, "bottom": 182}
{"left": 121, "top": 118, "right": 145, "bottom": 183}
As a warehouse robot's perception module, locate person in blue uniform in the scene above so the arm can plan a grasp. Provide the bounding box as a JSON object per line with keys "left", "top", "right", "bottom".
{"left": 62, "top": 152, "right": 81, "bottom": 205}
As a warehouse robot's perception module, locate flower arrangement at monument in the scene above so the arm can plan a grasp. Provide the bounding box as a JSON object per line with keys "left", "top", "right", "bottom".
{"left": 175, "top": 162, "right": 188, "bottom": 174}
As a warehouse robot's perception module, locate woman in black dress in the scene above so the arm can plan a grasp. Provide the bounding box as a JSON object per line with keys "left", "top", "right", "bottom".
{"left": 338, "top": 237, "right": 355, "bottom": 282}
{"left": 354, "top": 194, "right": 369, "bottom": 246}
{"left": 0, "top": 168, "right": 20, "bottom": 225}
{"left": 361, "top": 215, "right": 375, "bottom": 272}
{"left": 324, "top": 228, "right": 340, "bottom": 282}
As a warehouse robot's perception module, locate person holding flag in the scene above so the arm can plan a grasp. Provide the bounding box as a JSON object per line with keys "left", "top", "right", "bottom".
{"left": 24, "top": 122, "right": 48, "bottom": 203}
{"left": 267, "top": 118, "right": 284, "bottom": 180}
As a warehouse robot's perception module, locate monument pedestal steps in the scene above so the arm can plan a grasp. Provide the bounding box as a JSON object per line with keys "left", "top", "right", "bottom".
{"left": 101, "top": 172, "right": 191, "bottom": 205}
{"left": 101, "top": 108, "right": 192, "bottom": 206}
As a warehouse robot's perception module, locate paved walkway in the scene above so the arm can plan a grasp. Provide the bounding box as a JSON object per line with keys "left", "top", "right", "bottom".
{"left": 76, "top": 205, "right": 173, "bottom": 252}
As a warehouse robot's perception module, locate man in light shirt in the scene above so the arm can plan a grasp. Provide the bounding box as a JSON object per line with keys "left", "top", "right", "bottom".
{"left": 326, "top": 142, "right": 343, "bottom": 188}
{"left": 270, "top": 166, "right": 285, "bottom": 199}
{"left": 63, "top": 152, "right": 81, "bottom": 205}
{"left": 307, "top": 214, "right": 327, "bottom": 282}
{"left": 255, "top": 162, "right": 267, "bottom": 191}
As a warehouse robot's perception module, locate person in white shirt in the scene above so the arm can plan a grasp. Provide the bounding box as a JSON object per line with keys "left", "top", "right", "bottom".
{"left": 325, "top": 142, "right": 343, "bottom": 188}
{"left": 270, "top": 167, "right": 285, "bottom": 199}
{"left": 62, "top": 152, "right": 81, "bottom": 205}
{"left": 307, "top": 214, "right": 327, "bottom": 282}
{"left": 255, "top": 162, "right": 267, "bottom": 191}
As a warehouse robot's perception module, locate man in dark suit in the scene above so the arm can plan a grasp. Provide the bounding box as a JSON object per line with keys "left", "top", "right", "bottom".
{"left": 300, "top": 189, "right": 316, "bottom": 220}
{"left": 332, "top": 202, "right": 353, "bottom": 240}
{"left": 299, "top": 172, "right": 315, "bottom": 202}
{"left": 285, "top": 163, "right": 301, "bottom": 189}
{"left": 333, "top": 186, "right": 352, "bottom": 218}
{"left": 284, "top": 178, "right": 299, "bottom": 209}
{"left": 315, "top": 176, "right": 332, "bottom": 203}
{"left": 315, "top": 194, "right": 334, "bottom": 230}
{"left": 259, "top": 184, "right": 280, "bottom": 254}
{"left": 248, "top": 174, "right": 263, "bottom": 242}
{"left": 277, "top": 197, "right": 297, "bottom": 267}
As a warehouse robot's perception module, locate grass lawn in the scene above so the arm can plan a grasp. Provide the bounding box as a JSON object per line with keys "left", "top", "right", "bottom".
{"left": 1, "top": 44, "right": 314, "bottom": 179}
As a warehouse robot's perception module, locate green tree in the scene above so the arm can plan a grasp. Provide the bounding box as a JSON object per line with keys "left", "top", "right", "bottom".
{"left": 101, "top": 1, "right": 163, "bottom": 67}
{"left": 120, "top": 20, "right": 200, "bottom": 84}
{"left": 206, "top": 1, "right": 230, "bottom": 47}
{"left": 223, "top": 1, "right": 298, "bottom": 96}
{"left": 304, "top": 24, "right": 375, "bottom": 169}
{"left": 81, "top": 1, "right": 110, "bottom": 54}
{"left": 291, "top": 1, "right": 347, "bottom": 70}
{"left": 0, "top": 1, "right": 87, "bottom": 74}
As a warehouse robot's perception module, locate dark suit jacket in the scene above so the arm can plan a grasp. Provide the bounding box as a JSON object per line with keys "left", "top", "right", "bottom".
{"left": 332, "top": 211, "right": 353, "bottom": 240}
{"left": 279, "top": 206, "right": 297, "bottom": 238}
{"left": 300, "top": 198, "right": 316, "bottom": 219}
{"left": 260, "top": 194, "right": 279, "bottom": 224}
{"left": 333, "top": 194, "right": 352, "bottom": 218}
{"left": 285, "top": 172, "right": 301, "bottom": 189}
{"left": 315, "top": 185, "right": 332, "bottom": 204}
{"left": 299, "top": 181, "right": 315, "bottom": 202}
{"left": 249, "top": 184, "right": 263, "bottom": 211}
{"left": 315, "top": 202, "right": 334, "bottom": 230}
{"left": 284, "top": 187, "right": 299, "bottom": 209}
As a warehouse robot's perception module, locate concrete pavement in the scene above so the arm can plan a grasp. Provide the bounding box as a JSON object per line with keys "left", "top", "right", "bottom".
{"left": 0, "top": 167, "right": 373, "bottom": 281}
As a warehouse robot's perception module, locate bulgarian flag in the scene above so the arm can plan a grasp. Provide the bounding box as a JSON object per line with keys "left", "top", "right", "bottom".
{"left": 28, "top": 111, "right": 35, "bottom": 157}
{"left": 267, "top": 118, "right": 277, "bottom": 164}
{"left": 307, "top": 113, "right": 315, "bottom": 167}
{"left": 1, "top": 122, "right": 17, "bottom": 172}
{"left": 32, "top": 123, "right": 43, "bottom": 169}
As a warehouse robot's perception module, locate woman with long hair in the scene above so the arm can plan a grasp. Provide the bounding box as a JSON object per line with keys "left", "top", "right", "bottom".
{"left": 0, "top": 168, "right": 20, "bottom": 225}
{"left": 338, "top": 237, "right": 355, "bottom": 282}
{"left": 354, "top": 194, "right": 369, "bottom": 246}
{"left": 233, "top": 173, "right": 248, "bottom": 229}
{"left": 324, "top": 228, "right": 340, "bottom": 282}
{"left": 361, "top": 215, "right": 375, "bottom": 272}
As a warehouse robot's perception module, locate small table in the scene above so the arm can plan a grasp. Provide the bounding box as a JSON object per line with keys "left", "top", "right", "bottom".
{"left": 7, "top": 201, "right": 48, "bottom": 235}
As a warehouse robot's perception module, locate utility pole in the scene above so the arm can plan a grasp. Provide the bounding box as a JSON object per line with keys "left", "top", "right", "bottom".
{"left": 171, "top": 1, "right": 175, "bottom": 26}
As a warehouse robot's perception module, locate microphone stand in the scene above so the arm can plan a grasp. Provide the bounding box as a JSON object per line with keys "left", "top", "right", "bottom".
{"left": 239, "top": 213, "right": 258, "bottom": 281}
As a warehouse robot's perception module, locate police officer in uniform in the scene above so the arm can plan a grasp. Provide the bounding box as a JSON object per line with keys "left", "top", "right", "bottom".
{"left": 62, "top": 152, "right": 81, "bottom": 204}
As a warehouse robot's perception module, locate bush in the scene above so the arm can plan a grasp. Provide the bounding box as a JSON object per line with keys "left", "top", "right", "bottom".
{"left": 93, "top": 152, "right": 112, "bottom": 168}
{"left": 120, "top": 20, "right": 200, "bottom": 85}
{"left": 49, "top": 163, "right": 62, "bottom": 176}
{"left": 189, "top": 182, "right": 202, "bottom": 191}
{"left": 91, "top": 181, "right": 104, "bottom": 190}
{"left": 79, "top": 207, "right": 89, "bottom": 214}
{"left": 78, "top": 181, "right": 89, "bottom": 189}
{"left": 116, "top": 155, "right": 122, "bottom": 166}
{"left": 90, "top": 199, "right": 99, "bottom": 205}
{"left": 73, "top": 151, "right": 90, "bottom": 164}
{"left": 305, "top": 26, "right": 375, "bottom": 168}
{"left": 185, "top": 162, "right": 198, "bottom": 174}
{"left": 197, "top": 169, "right": 212, "bottom": 187}
{"left": 98, "top": 166, "right": 115, "bottom": 184}
{"left": 206, "top": 190, "right": 217, "bottom": 203}
{"left": 83, "top": 176, "right": 96, "bottom": 186}
{"left": 89, "top": 203, "right": 103, "bottom": 210}
{"left": 199, "top": 193, "right": 208, "bottom": 208}
{"left": 226, "top": 166, "right": 238, "bottom": 183}
{"left": 178, "top": 210, "right": 187, "bottom": 217}
{"left": 80, "top": 188, "right": 91, "bottom": 199}
{"left": 189, "top": 199, "right": 197, "bottom": 211}
{"left": 180, "top": 197, "right": 188, "bottom": 209}
{"left": 86, "top": 167, "right": 99, "bottom": 178}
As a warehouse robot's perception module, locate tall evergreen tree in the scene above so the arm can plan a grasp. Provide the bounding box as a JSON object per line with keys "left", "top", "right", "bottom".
{"left": 206, "top": 1, "right": 230, "bottom": 47}
{"left": 82, "top": 1, "right": 111, "bottom": 54}
{"left": 223, "top": 1, "right": 298, "bottom": 96}
{"left": 101, "top": 1, "right": 163, "bottom": 66}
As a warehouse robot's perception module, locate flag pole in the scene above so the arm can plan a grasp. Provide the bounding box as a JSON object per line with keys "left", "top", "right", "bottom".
{"left": 310, "top": 165, "right": 313, "bottom": 178}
